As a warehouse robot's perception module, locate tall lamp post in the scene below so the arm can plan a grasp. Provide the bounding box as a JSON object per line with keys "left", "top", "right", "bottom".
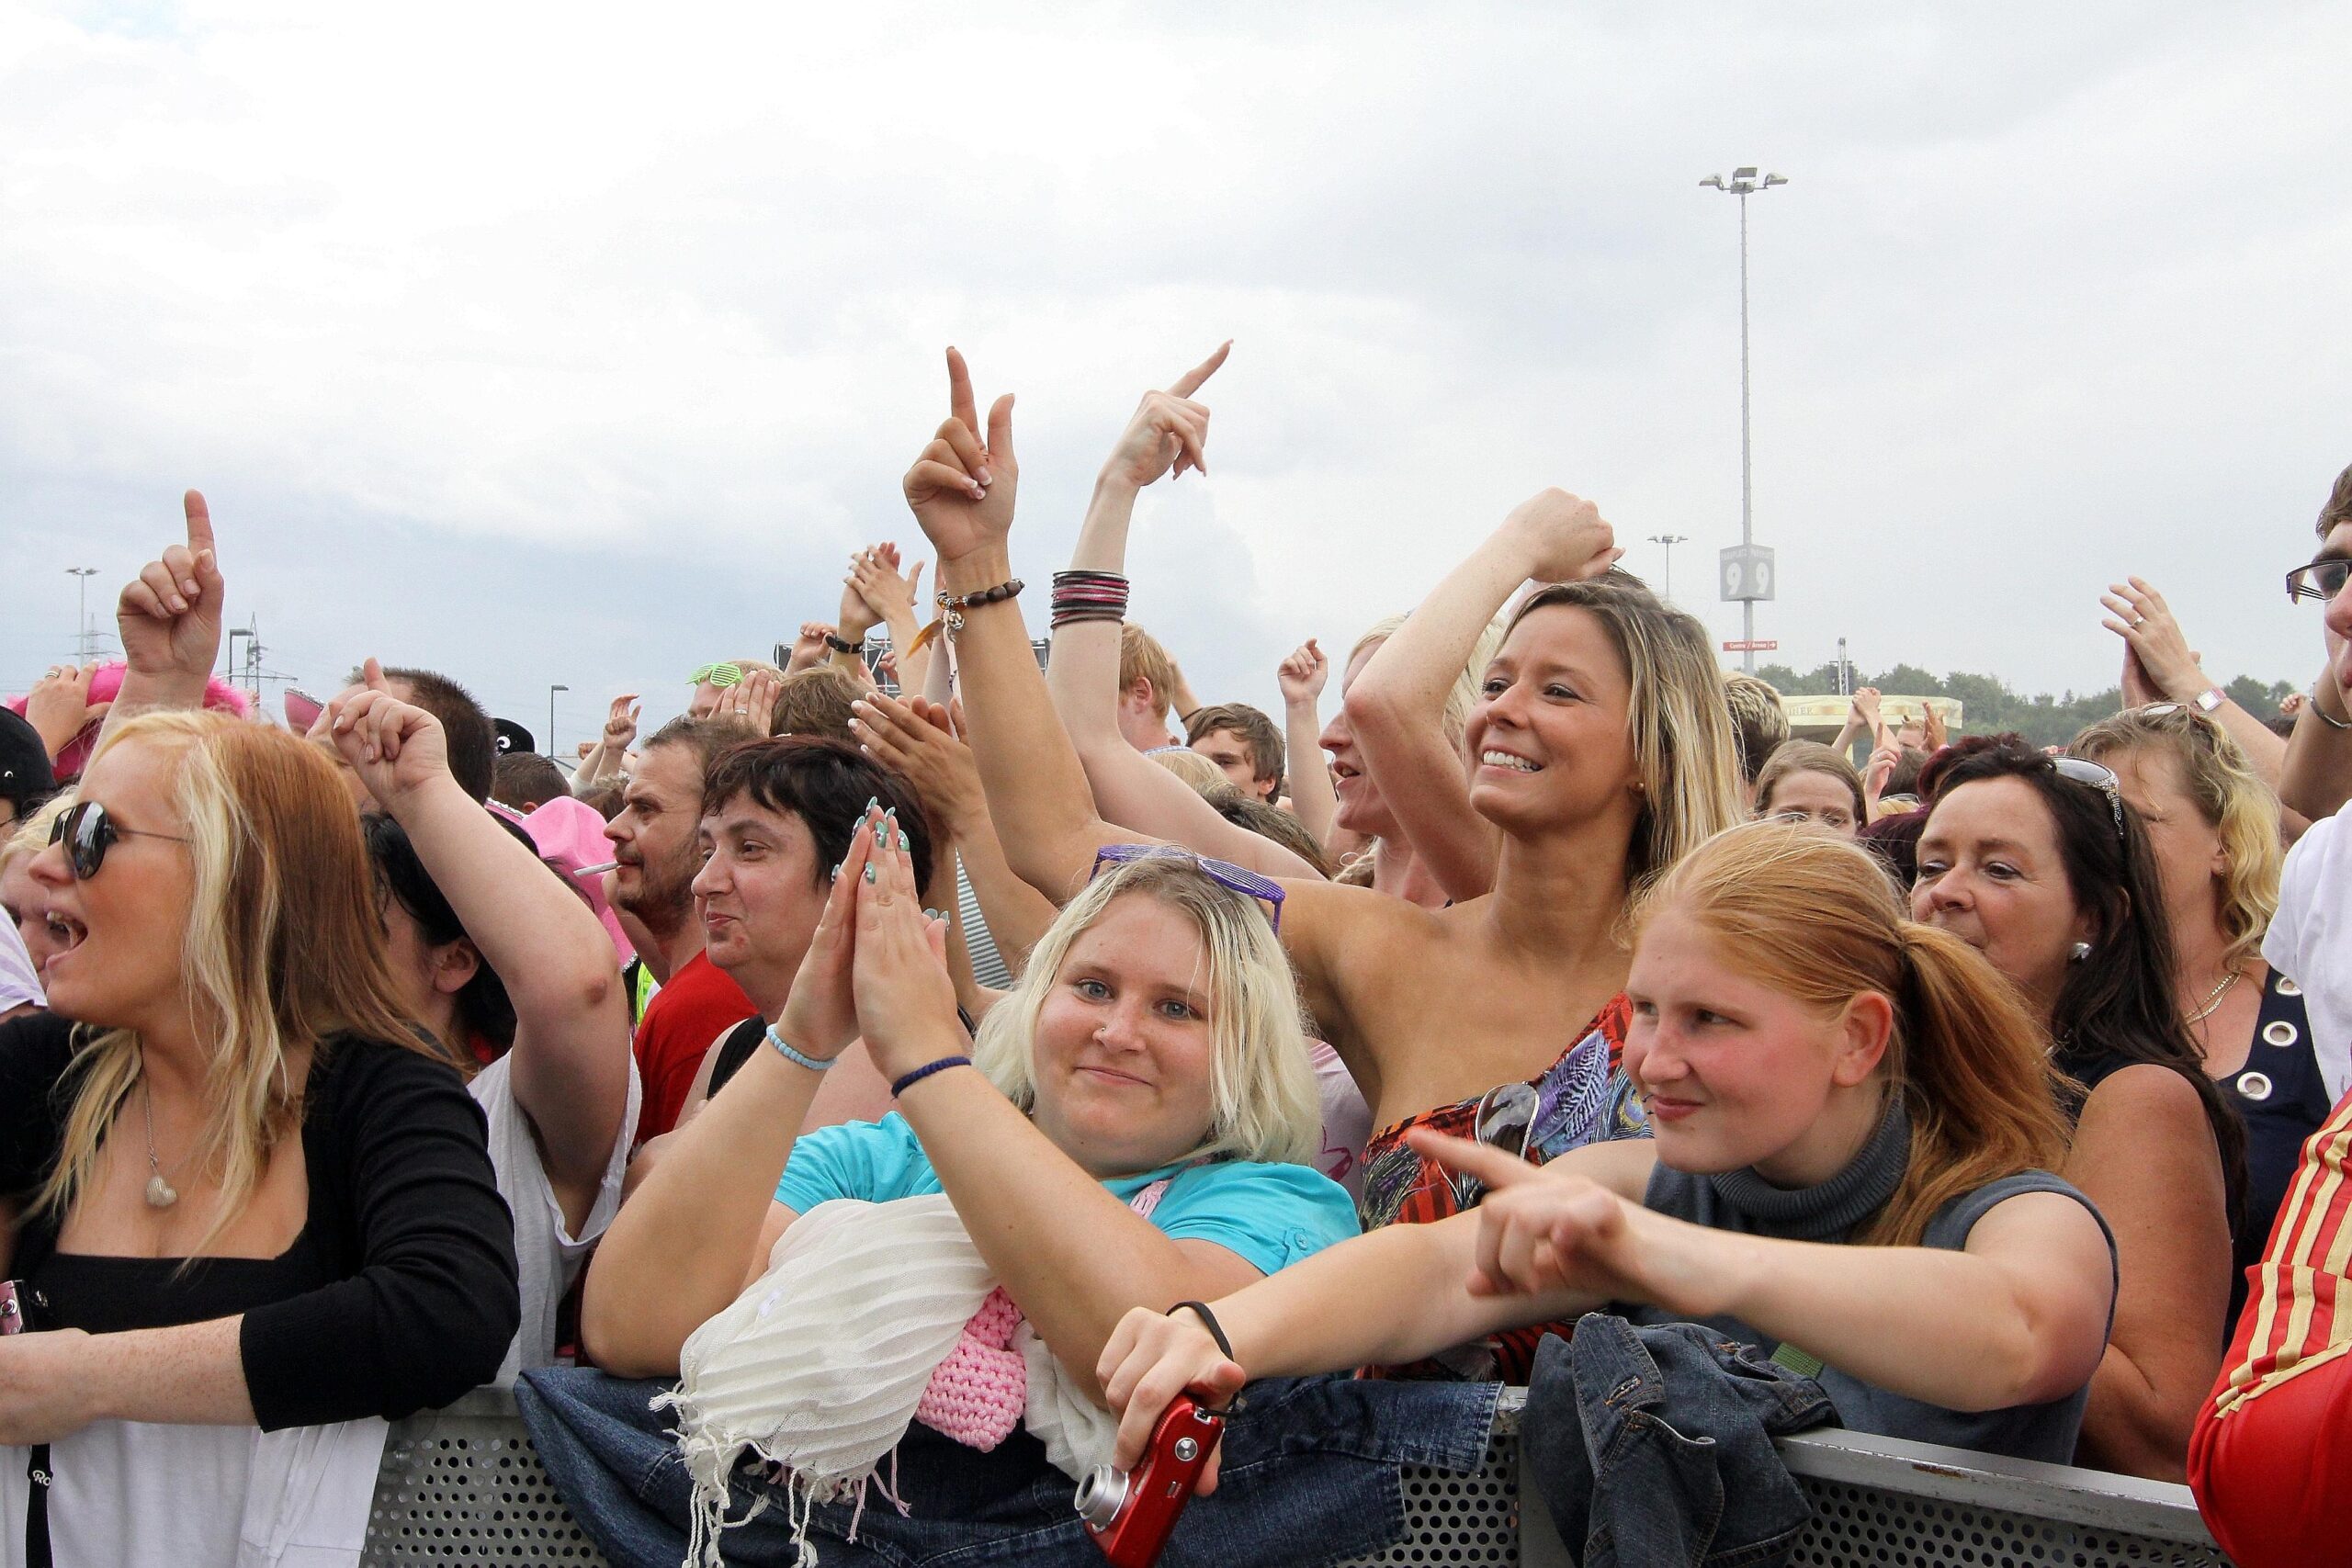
{"left": 1700, "top": 165, "right": 1789, "bottom": 674}
{"left": 65, "top": 568, "right": 98, "bottom": 661}
{"left": 548, "top": 684, "right": 569, "bottom": 759}
{"left": 1646, "top": 534, "right": 1689, "bottom": 603}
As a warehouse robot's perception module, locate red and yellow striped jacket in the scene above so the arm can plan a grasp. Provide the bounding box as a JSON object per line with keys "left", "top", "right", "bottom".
{"left": 2211, "top": 1086, "right": 2352, "bottom": 1416}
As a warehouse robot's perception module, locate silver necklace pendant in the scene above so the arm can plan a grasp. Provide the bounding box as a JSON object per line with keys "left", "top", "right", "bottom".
{"left": 144, "top": 1172, "right": 180, "bottom": 1209}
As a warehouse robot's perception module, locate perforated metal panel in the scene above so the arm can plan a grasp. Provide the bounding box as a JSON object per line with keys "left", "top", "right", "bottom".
{"left": 1792, "top": 1476, "right": 2232, "bottom": 1567}
{"left": 1332, "top": 1424, "right": 1521, "bottom": 1566}
{"left": 363, "top": 1403, "right": 609, "bottom": 1566}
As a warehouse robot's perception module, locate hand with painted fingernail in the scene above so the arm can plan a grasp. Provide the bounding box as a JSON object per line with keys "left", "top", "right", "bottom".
{"left": 900, "top": 347, "right": 1019, "bottom": 564}
{"left": 848, "top": 802, "right": 962, "bottom": 1080}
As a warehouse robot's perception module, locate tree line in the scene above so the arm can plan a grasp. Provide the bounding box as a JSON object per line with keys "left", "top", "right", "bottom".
{"left": 1753, "top": 662, "right": 2302, "bottom": 751}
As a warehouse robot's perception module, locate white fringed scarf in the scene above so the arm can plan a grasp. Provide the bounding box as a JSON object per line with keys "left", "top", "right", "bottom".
{"left": 651, "top": 1191, "right": 1129, "bottom": 1566}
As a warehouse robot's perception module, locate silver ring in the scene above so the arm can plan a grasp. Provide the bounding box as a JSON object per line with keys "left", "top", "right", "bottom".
{"left": 2131, "top": 616, "right": 2146, "bottom": 628}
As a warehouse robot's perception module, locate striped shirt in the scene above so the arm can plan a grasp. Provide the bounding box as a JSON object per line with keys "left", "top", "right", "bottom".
{"left": 2211, "top": 1084, "right": 2352, "bottom": 1416}
{"left": 956, "top": 860, "right": 1013, "bottom": 991}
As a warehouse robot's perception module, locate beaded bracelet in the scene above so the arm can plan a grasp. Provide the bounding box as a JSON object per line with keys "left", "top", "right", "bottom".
{"left": 764, "top": 1023, "right": 834, "bottom": 1073}
{"left": 890, "top": 1054, "right": 971, "bottom": 1097}
{"left": 933, "top": 580, "right": 1024, "bottom": 642}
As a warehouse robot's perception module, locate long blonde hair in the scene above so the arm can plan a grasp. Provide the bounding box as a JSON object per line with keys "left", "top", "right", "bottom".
{"left": 1634, "top": 821, "right": 2072, "bottom": 1247}
{"left": 2070, "top": 705, "right": 2280, "bottom": 972}
{"left": 974, "top": 855, "right": 1320, "bottom": 1168}
{"left": 34, "top": 713, "right": 441, "bottom": 1255}
{"left": 1348, "top": 611, "right": 1508, "bottom": 754}
{"left": 1503, "top": 576, "right": 1746, "bottom": 889}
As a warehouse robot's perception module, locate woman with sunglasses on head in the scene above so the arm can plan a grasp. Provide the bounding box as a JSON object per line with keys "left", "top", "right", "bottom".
{"left": 2071, "top": 706, "right": 2328, "bottom": 1299}
{"left": 895, "top": 353, "right": 1742, "bottom": 1381}
{"left": 0, "top": 504, "right": 517, "bottom": 1564}
{"left": 1913, "top": 736, "right": 2244, "bottom": 1482}
{"left": 579, "top": 812, "right": 1357, "bottom": 1390}
{"left": 1102, "top": 824, "right": 2114, "bottom": 1472}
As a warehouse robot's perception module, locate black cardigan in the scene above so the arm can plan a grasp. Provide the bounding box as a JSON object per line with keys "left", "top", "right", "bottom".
{"left": 0, "top": 1011, "right": 518, "bottom": 1429}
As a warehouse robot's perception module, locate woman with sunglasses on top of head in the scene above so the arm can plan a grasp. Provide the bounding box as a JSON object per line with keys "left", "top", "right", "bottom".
{"left": 0, "top": 493, "right": 515, "bottom": 1566}
{"left": 1102, "top": 823, "right": 2115, "bottom": 1472}
{"left": 895, "top": 350, "right": 1743, "bottom": 1379}
{"left": 580, "top": 811, "right": 1357, "bottom": 1389}
{"left": 2071, "top": 705, "right": 2328, "bottom": 1309}
{"left": 1913, "top": 736, "right": 2244, "bottom": 1482}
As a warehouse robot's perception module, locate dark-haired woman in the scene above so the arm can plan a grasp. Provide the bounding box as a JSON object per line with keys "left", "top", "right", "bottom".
{"left": 1914, "top": 737, "right": 2243, "bottom": 1481}
{"left": 334, "top": 667, "right": 637, "bottom": 1383}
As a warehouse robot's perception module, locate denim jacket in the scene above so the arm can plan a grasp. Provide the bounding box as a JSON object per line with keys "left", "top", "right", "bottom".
{"left": 1521, "top": 1315, "right": 1837, "bottom": 1568}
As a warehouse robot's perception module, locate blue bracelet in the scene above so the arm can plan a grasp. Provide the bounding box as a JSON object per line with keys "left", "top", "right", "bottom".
{"left": 890, "top": 1055, "right": 971, "bottom": 1098}
{"left": 764, "top": 1024, "right": 834, "bottom": 1074}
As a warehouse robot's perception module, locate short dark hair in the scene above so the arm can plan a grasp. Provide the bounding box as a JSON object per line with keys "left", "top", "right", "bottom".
{"left": 700, "top": 736, "right": 935, "bottom": 894}
{"left": 576, "top": 779, "right": 627, "bottom": 820}
{"left": 642, "top": 714, "right": 761, "bottom": 786}
{"left": 769, "top": 665, "right": 864, "bottom": 742}
{"left": 370, "top": 667, "right": 496, "bottom": 802}
{"left": 363, "top": 809, "right": 560, "bottom": 1056}
{"left": 492, "top": 752, "right": 569, "bottom": 814}
{"left": 1184, "top": 703, "right": 1285, "bottom": 786}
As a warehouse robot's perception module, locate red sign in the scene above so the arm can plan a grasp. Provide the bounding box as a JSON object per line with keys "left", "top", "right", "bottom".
{"left": 1722, "top": 640, "right": 1780, "bottom": 652}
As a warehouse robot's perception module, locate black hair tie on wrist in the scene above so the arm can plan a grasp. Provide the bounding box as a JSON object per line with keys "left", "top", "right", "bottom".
{"left": 1168, "top": 1300, "right": 1234, "bottom": 1360}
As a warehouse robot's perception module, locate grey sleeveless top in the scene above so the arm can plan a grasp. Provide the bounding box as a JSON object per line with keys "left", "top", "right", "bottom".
{"left": 1630, "top": 1103, "right": 2117, "bottom": 1463}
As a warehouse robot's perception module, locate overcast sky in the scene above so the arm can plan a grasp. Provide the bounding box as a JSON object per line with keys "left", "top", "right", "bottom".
{"left": 5, "top": 0, "right": 2348, "bottom": 748}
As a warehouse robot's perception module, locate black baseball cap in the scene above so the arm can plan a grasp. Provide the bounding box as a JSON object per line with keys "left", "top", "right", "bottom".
{"left": 0, "top": 709, "right": 57, "bottom": 818}
{"left": 492, "top": 717, "right": 536, "bottom": 756}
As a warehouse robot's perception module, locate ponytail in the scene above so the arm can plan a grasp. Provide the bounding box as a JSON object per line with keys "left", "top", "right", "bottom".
{"left": 1865, "top": 923, "right": 2072, "bottom": 1247}
{"left": 1636, "top": 822, "right": 2074, "bottom": 1250}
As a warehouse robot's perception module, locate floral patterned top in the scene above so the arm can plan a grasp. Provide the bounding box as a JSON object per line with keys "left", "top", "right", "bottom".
{"left": 1355, "top": 992, "right": 1647, "bottom": 1382}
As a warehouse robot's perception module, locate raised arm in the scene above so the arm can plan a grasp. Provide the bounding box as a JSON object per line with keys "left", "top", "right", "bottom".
{"left": 848, "top": 820, "right": 1269, "bottom": 1404}
{"left": 2280, "top": 655, "right": 2352, "bottom": 822}
{"left": 1038, "top": 347, "right": 1320, "bottom": 878}
{"left": 572, "top": 694, "right": 639, "bottom": 792}
{"left": 848, "top": 689, "right": 1057, "bottom": 979}
{"left": 1343, "top": 491, "right": 1620, "bottom": 901}
{"left": 329, "top": 664, "right": 631, "bottom": 1228}
{"left": 2103, "top": 578, "right": 2294, "bottom": 820}
{"left": 103, "top": 491, "right": 226, "bottom": 740}
{"left": 848, "top": 544, "right": 933, "bottom": 696}
{"left": 1276, "top": 640, "right": 1338, "bottom": 848}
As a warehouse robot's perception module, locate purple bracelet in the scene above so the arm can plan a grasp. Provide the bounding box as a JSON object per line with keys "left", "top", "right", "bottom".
{"left": 890, "top": 1055, "right": 972, "bottom": 1098}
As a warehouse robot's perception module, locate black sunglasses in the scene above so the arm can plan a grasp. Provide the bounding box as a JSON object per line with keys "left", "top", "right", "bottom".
{"left": 2285, "top": 557, "right": 2352, "bottom": 605}
{"left": 49, "top": 800, "right": 192, "bottom": 880}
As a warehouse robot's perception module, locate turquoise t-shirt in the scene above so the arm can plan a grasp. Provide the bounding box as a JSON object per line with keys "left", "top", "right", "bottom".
{"left": 775, "top": 1111, "right": 1360, "bottom": 1278}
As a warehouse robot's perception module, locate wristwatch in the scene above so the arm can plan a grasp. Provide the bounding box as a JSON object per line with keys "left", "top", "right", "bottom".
{"left": 824, "top": 633, "right": 865, "bottom": 656}
{"left": 2192, "top": 687, "right": 2225, "bottom": 715}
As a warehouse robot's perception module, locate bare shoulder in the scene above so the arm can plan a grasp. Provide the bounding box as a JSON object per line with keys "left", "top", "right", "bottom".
{"left": 2076, "top": 1062, "right": 2212, "bottom": 1140}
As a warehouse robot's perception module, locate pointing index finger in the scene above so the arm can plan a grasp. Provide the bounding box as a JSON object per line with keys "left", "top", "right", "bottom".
{"left": 184, "top": 489, "right": 216, "bottom": 557}
{"left": 1168, "top": 340, "right": 1231, "bottom": 399}
{"left": 1407, "top": 1128, "right": 1539, "bottom": 1190}
{"left": 944, "top": 347, "right": 978, "bottom": 435}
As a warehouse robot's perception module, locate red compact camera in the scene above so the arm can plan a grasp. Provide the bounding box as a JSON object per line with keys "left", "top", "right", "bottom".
{"left": 0, "top": 1280, "right": 48, "bottom": 1336}
{"left": 1074, "top": 1394, "right": 1226, "bottom": 1567}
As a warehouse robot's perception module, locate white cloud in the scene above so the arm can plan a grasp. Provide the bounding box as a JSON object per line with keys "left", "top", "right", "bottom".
{"left": 3, "top": 0, "right": 2347, "bottom": 747}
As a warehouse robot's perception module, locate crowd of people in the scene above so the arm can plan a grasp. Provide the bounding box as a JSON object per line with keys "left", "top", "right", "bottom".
{"left": 2, "top": 345, "right": 2349, "bottom": 1567}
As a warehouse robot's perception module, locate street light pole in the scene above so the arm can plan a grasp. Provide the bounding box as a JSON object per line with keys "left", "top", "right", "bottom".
{"left": 548, "top": 684, "right": 569, "bottom": 759}
{"left": 65, "top": 568, "right": 98, "bottom": 661}
{"left": 1646, "top": 535, "right": 1689, "bottom": 603}
{"left": 1700, "top": 166, "right": 1788, "bottom": 674}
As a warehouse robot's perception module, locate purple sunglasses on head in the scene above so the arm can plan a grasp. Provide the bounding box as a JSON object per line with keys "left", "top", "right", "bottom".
{"left": 1090, "top": 842, "right": 1284, "bottom": 931}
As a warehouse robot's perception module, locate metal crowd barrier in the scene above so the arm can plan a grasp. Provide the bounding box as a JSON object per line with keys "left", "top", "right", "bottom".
{"left": 362, "top": 1386, "right": 2232, "bottom": 1566}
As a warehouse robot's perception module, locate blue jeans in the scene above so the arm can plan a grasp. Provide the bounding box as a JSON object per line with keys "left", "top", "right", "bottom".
{"left": 517, "top": 1366, "right": 1498, "bottom": 1567}
{"left": 1521, "top": 1316, "right": 1837, "bottom": 1568}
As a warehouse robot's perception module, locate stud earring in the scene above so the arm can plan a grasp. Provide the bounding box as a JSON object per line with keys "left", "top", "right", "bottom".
{"left": 2069, "top": 941, "right": 2093, "bottom": 963}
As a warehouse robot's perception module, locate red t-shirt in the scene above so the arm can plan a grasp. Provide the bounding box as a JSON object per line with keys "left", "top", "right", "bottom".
{"left": 631, "top": 951, "right": 755, "bottom": 1141}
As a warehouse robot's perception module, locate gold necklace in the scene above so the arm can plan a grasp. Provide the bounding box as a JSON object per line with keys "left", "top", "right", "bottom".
{"left": 2183, "top": 968, "right": 2245, "bottom": 1027}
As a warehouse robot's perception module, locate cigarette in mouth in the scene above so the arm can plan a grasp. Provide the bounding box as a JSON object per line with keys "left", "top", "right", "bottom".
{"left": 573, "top": 861, "right": 619, "bottom": 876}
